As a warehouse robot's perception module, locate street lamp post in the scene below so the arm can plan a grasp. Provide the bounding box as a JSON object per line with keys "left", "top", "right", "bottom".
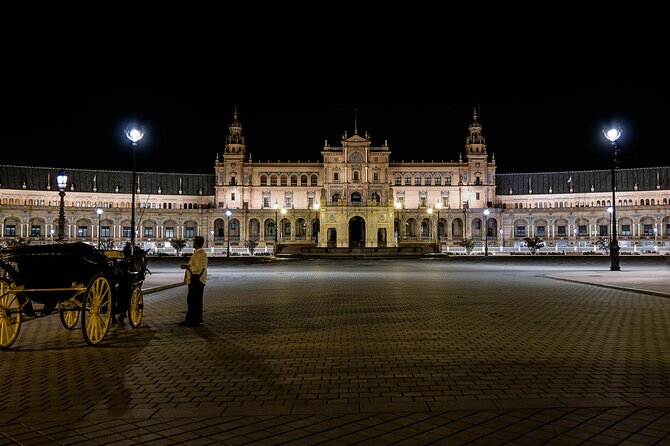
{"left": 394, "top": 201, "right": 403, "bottom": 243}
{"left": 483, "top": 208, "right": 490, "bottom": 256}
{"left": 435, "top": 202, "right": 443, "bottom": 246}
{"left": 607, "top": 206, "right": 613, "bottom": 249}
{"left": 273, "top": 201, "right": 279, "bottom": 243}
{"left": 499, "top": 229, "right": 503, "bottom": 252}
{"left": 309, "top": 202, "right": 320, "bottom": 242}
{"left": 56, "top": 171, "right": 68, "bottom": 241}
{"left": 125, "top": 127, "right": 144, "bottom": 251}
{"left": 280, "top": 207, "right": 287, "bottom": 241}
{"left": 427, "top": 207, "right": 433, "bottom": 241}
{"left": 96, "top": 208, "right": 103, "bottom": 249}
{"left": 225, "top": 209, "right": 232, "bottom": 258}
{"left": 463, "top": 201, "right": 468, "bottom": 240}
{"left": 604, "top": 127, "right": 621, "bottom": 271}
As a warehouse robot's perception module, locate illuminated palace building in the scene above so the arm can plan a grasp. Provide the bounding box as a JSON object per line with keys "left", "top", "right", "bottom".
{"left": 1, "top": 111, "right": 669, "bottom": 255}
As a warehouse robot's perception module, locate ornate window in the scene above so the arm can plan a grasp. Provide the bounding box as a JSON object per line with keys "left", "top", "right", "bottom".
{"left": 77, "top": 226, "right": 89, "bottom": 237}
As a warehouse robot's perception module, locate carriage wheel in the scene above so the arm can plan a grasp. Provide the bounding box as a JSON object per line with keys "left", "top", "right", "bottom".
{"left": 81, "top": 275, "right": 112, "bottom": 346}
{"left": 0, "top": 279, "right": 22, "bottom": 350}
{"left": 60, "top": 309, "right": 80, "bottom": 330}
{"left": 128, "top": 286, "right": 144, "bottom": 328}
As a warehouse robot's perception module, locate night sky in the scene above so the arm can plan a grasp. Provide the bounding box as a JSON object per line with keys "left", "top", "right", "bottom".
{"left": 3, "top": 65, "right": 666, "bottom": 176}
{"left": 4, "top": 7, "right": 668, "bottom": 177}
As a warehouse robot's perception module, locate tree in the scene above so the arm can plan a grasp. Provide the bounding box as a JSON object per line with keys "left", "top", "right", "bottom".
{"left": 244, "top": 239, "right": 259, "bottom": 255}
{"left": 99, "top": 239, "right": 115, "bottom": 250}
{"left": 523, "top": 236, "right": 545, "bottom": 254}
{"left": 595, "top": 237, "right": 610, "bottom": 254}
{"left": 170, "top": 238, "right": 187, "bottom": 256}
{"left": 6, "top": 236, "right": 29, "bottom": 247}
{"left": 460, "top": 237, "right": 475, "bottom": 254}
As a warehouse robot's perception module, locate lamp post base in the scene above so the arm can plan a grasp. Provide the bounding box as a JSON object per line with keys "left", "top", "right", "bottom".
{"left": 610, "top": 242, "right": 621, "bottom": 271}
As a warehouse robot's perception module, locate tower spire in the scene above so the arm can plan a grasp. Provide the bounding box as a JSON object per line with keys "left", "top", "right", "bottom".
{"left": 465, "top": 108, "right": 486, "bottom": 156}
{"left": 225, "top": 108, "right": 246, "bottom": 156}
{"left": 354, "top": 108, "right": 358, "bottom": 135}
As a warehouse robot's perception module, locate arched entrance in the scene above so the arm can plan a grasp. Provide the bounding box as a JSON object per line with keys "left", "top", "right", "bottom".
{"left": 311, "top": 219, "right": 320, "bottom": 243}
{"left": 327, "top": 228, "right": 337, "bottom": 247}
{"left": 349, "top": 216, "right": 365, "bottom": 247}
{"left": 377, "top": 228, "right": 387, "bottom": 247}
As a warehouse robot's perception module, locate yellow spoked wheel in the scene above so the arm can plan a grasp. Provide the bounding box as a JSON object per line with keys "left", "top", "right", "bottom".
{"left": 60, "top": 309, "right": 80, "bottom": 330}
{"left": 128, "top": 286, "right": 143, "bottom": 328}
{"left": 0, "top": 279, "right": 21, "bottom": 350}
{"left": 81, "top": 275, "right": 112, "bottom": 346}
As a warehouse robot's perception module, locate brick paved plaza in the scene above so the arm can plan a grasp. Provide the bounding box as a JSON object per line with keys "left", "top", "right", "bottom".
{"left": 1, "top": 257, "right": 669, "bottom": 445}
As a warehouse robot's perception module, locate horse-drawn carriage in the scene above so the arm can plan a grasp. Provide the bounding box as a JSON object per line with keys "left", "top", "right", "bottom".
{"left": 0, "top": 242, "right": 149, "bottom": 349}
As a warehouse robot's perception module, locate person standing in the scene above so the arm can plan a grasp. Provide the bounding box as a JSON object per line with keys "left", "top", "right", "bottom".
{"left": 179, "top": 236, "right": 208, "bottom": 326}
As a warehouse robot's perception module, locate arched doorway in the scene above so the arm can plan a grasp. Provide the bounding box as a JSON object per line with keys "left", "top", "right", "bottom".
{"left": 327, "top": 228, "right": 337, "bottom": 247}
{"left": 349, "top": 216, "right": 365, "bottom": 247}
{"left": 311, "top": 219, "right": 320, "bottom": 243}
{"left": 377, "top": 228, "right": 387, "bottom": 247}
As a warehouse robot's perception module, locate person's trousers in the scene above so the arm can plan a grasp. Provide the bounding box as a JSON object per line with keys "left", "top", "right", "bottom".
{"left": 186, "top": 280, "right": 204, "bottom": 323}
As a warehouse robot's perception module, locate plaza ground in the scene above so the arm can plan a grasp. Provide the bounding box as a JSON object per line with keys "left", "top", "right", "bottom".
{"left": 1, "top": 256, "right": 669, "bottom": 445}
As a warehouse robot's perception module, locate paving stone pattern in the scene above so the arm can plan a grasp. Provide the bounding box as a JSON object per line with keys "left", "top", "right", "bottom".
{"left": 1, "top": 259, "right": 669, "bottom": 445}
